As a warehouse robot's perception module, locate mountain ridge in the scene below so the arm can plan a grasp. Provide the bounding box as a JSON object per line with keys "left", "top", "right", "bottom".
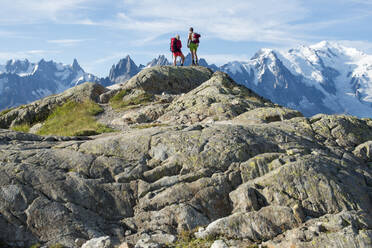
{"left": 1, "top": 41, "right": 372, "bottom": 118}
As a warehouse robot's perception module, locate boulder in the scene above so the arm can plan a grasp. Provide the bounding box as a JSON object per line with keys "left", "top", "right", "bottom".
{"left": 211, "top": 240, "right": 229, "bottom": 248}
{"left": 122, "top": 66, "right": 213, "bottom": 94}
{"left": 159, "top": 71, "right": 274, "bottom": 124}
{"left": 0, "top": 82, "right": 108, "bottom": 128}
{"left": 81, "top": 236, "right": 113, "bottom": 248}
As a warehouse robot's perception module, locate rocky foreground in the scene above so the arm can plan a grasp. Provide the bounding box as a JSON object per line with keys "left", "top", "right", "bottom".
{"left": 0, "top": 66, "right": 371, "bottom": 248}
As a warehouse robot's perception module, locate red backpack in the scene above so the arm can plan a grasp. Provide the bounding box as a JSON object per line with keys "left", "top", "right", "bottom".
{"left": 192, "top": 33, "right": 200, "bottom": 44}
{"left": 170, "top": 38, "right": 181, "bottom": 52}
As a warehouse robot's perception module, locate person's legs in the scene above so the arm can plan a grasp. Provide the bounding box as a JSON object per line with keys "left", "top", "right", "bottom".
{"left": 194, "top": 44, "right": 199, "bottom": 65}
{"left": 189, "top": 43, "right": 197, "bottom": 65}
{"left": 180, "top": 53, "right": 185, "bottom": 65}
{"left": 190, "top": 50, "right": 195, "bottom": 65}
{"left": 173, "top": 53, "right": 184, "bottom": 66}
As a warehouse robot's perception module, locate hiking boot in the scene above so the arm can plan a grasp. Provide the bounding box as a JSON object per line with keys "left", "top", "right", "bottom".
{"left": 192, "top": 61, "right": 195, "bottom": 66}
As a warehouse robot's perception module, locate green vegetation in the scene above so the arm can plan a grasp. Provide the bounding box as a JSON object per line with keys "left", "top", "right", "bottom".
{"left": 110, "top": 89, "right": 130, "bottom": 103}
{"left": 49, "top": 244, "right": 65, "bottom": 248}
{"left": 36, "top": 100, "right": 114, "bottom": 136}
{"left": 109, "top": 89, "right": 153, "bottom": 110}
{"left": 30, "top": 244, "right": 41, "bottom": 248}
{"left": 168, "top": 238, "right": 214, "bottom": 248}
{"left": 166, "top": 230, "right": 215, "bottom": 248}
{"left": 11, "top": 123, "right": 31, "bottom": 133}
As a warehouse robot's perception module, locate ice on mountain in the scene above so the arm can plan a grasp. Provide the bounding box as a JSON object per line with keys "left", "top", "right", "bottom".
{"left": 31, "top": 64, "right": 39, "bottom": 75}
{"left": 19, "top": 63, "right": 36, "bottom": 77}
{"left": 225, "top": 62, "right": 243, "bottom": 74}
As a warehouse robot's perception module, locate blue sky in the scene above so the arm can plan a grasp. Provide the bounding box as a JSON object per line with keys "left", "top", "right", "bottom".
{"left": 0, "top": 0, "right": 372, "bottom": 77}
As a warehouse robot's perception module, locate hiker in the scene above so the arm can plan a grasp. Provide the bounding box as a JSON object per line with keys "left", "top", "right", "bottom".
{"left": 170, "top": 35, "right": 185, "bottom": 66}
{"left": 187, "top": 27, "right": 200, "bottom": 65}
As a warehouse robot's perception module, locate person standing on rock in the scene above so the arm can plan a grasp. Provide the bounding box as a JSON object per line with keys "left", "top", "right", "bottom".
{"left": 187, "top": 27, "right": 200, "bottom": 65}
{"left": 170, "top": 34, "right": 185, "bottom": 66}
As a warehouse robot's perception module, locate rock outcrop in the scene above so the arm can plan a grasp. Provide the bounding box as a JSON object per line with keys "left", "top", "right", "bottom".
{"left": 0, "top": 66, "right": 371, "bottom": 248}
{"left": 0, "top": 82, "right": 107, "bottom": 128}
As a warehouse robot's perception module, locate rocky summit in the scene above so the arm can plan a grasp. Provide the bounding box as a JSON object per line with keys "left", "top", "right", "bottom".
{"left": 0, "top": 66, "right": 371, "bottom": 248}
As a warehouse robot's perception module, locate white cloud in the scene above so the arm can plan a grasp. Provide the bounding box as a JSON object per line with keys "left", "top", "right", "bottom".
{"left": 89, "top": 54, "right": 128, "bottom": 66}
{"left": 337, "top": 40, "right": 372, "bottom": 54}
{"left": 2, "top": 0, "right": 370, "bottom": 47}
{"left": 112, "top": 0, "right": 309, "bottom": 46}
{"left": 0, "top": 30, "right": 16, "bottom": 37}
{"left": 0, "top": 50, "right": 60, "bottom": 61}
{"left": 47, "top": 39, "right": 89, "bottom": 47}
{"left": 202, "top": 53, "right": 253, "bottom": 65}
{"left": 104, "top": 0, "right": 371, "bottom": 48}
{"left": 0, "top": 0, "right": 94, "bottom": 24}
{"left": 348, "top": 0, "right": 372, "bottom": 4}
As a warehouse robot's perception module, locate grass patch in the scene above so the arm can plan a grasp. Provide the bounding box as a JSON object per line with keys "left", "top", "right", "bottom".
{"left": 168, "top": 238, "right": 214, "bottom": 248}
{"left": 166, "top": 230, "right": 216, "bottom": 248}
{"left": 110, "top": 89, "right": 130, "bottom": 103}
{"left": 11, "top": 123, "right": 31, "bottom": 133}
{"left": 49, "top": 244, "right": 65, "bottom": 248}
{"left": 110, "top": 89, "right": 153, "bottom": 110}
{"left": 36, "top": 100, "right": 114, "bottom": 136}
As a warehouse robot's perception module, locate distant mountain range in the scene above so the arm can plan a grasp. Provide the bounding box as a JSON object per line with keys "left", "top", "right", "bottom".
{"left": 0, "top": 59, "right": 99, "bottom": 109}
{"left": 221, "top": 41, "right": 372, "bottom": 117}
{"left": 1, "top": 41, "right": 372, "bottom": 117}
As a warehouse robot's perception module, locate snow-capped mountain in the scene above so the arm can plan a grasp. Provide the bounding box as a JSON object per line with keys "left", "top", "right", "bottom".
{"left": 0, "top": 59, "right": 99, "bottom": 110}
{"left": 221, "top": 41, "right": 372, "bottom": 117}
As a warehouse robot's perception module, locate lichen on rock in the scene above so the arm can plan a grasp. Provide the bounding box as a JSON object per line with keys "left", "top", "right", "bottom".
{"left": 0, "top": 66, "right": 371, "bottom": 248}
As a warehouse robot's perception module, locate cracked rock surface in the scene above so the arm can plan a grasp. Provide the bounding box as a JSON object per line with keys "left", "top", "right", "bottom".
{"left": 0, "top": 66, "right": 371, "bottom": 247}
